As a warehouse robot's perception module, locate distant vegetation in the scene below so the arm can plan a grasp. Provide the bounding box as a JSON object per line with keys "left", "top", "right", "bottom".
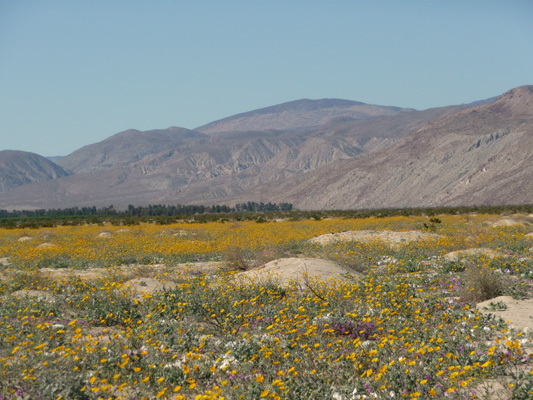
{"left": 0, "top": 202, "right": 532, "bottom": 229}
{"left": 0, "top": 202, "right": 292, "bottom": 228}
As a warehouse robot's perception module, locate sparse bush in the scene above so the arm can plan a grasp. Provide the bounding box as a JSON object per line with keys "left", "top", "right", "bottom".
{"left": 223, "top": 246, "right": 253, "bottom": 271}
{"left": 460, "top": 265, "right": 503, "bottom": 303}
{"left": 422, "top": 217, "right": 441, "bottom": 232}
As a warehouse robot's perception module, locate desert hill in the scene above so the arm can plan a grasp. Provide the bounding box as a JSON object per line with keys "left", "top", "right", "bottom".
{"left": 0, "top": 150, "right": 71, "bottom": 193}
{"left": 57, "top": 127, "right": 207, "bottom": 173}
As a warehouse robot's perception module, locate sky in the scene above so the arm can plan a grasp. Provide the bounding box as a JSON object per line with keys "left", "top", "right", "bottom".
{"left": 1, "top": 1, "right": 532, "bottom": 157}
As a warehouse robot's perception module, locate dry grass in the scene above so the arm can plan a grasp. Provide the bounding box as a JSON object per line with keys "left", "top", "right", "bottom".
{"left": 460, "top": 264, "right": 504, "bottom": 303}
{"left": 222, "top": 246, "right": 253, "bottom": 271}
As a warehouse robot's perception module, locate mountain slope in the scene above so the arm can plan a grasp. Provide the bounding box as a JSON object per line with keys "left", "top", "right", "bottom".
{"left": 0, "top": 101, "right": 470, "bottom": 209}
{"left": 1, "top": 89, "right": 523, "bottom": 211}
{"left": 196, "top": 98, "right": 414, "bottom": 134}
{"left": 0, "top": 150, "right": 72, "bottom": 193}
{"left": 58, "top": 127, "right": 207, "bottom": 173}
{"left": 251, "top": 86, "right": 533, "bottom": 209}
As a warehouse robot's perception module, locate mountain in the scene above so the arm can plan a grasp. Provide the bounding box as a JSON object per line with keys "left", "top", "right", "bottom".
{"left": 196, "top": 98, "right": 414, "bottom": 134}
{"left": 241, "top": 86, "right": 533, "bottom": 209}
{"left": 2, "top": 87, "right": 529, "bottom": 211}
{"left": 0, "top": 150, "right": 71, "bottom": 193}
{"left": 57, "top": 127, "right": 207, "bottom": 173}
{"left": 0, "top": 96, "right": 493, "bottom": 210}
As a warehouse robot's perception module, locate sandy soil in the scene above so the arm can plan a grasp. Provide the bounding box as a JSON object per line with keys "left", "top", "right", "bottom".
{"left": 122, "top": 277, "right": 178, "bottom": 300}
{"left": 443, "top": 248, "right": 506, "bottom": 262}
{"left": 477, "top": 295, "right": 533, "bottom": 333}
{"left": 37, "top": 242, "right": 55, "bottom": 249}
{"left": 237, "top": 257, "right": 359, "bottom": 286}
{"left": 491, "top": 218, "right": 525, "bottom": 227}
{"left": 8, "top": 289, "right": 56, "bottom": 301}
{"left": 309, "top": 230, "right": 442, "bottom": 246}
{"left": 473, "top": 296, "right": 533, "bottom": 399}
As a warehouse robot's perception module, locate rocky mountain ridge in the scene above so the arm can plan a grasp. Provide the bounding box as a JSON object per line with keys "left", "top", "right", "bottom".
{"left": 0, "top": 87, "right": 530, "bottom": 210}
{"left": 196, "top": 98, "right": 414, "bottom": 134}
{"left": 238, "top": 86, "right": 533, "bottom": 209}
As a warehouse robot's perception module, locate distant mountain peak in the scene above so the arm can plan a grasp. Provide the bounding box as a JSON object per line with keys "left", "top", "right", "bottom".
{"left": 239, "top": 98, "right": 368, "bottom": 114}
{"left": 488, "top": 85, "right": 533, "bottom": 116}
{"left": 196, "top": 98, "right": 414, "bottom": 134}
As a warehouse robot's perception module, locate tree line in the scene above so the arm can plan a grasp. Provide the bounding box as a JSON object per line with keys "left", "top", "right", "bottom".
{"left": 0, "top": 202, "right": 532, "bottom": 229}
{"left": 0, "top": 201, "right": 293, "bottom": 219}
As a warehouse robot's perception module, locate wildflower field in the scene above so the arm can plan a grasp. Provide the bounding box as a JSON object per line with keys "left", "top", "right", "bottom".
{"left": 1, "top": 214, "right": 533, "bottom": 399}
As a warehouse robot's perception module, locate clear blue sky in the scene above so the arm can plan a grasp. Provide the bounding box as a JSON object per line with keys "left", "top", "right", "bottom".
{"left": 1, "top": 0, "right": 532, "bottom": 156}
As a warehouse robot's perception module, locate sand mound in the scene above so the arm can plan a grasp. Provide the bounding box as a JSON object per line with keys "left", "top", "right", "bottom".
{"left": 477, "top": 296, "right": 533, "bottom": 332}
{"left": 310, "top": 230, "right": 442, "bottom": 246}
{"left": 491, "top": 218, "right": 523, "bottom": 227}
{"left": 97, "top": 232, "right": 112, "bottom": 238}
{"left": 0, "top": 257, "right": 10, "bottom": 267}
{"left": 525, "top": 232, "right": 533, "bottom": 239}
{"left": 237, "top": 257, "right": 359, "bottom": 286}
{"left": 37, "top": 242, "right": 55, "bottom": 249}
{"left": 443, "top": 248, "right": 505, "bottom": 262}
{"left": 175, "top": 261, "right": 221, "bottom": 275}
{"left": 18, "top": 236, "right": 33, "bottom": 242}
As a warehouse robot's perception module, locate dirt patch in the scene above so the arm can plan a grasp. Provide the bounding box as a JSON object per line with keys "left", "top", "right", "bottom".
{"left": 236, "top": 257, "right": 359, "bottom": 286}
{"left": 477, "top": 295, "right": 533, "bottom": 332}
{"left": 37, "top": 242, "right": 55, "bottom": 249}
{"left": 122, "top": 277, "right": 177, "bottom": 300}
{"left": 39, "top": 267, "right": 105, "bottom": 280}
{"left": 471, "top": 379, "right": 512, "bottom": 400}
{"left": 443, "top": 248, "right": 506, "bottom": 262}
{"left": 0, "top": 257, "right": 10, "bottom": 266}
{"left": 36, "top": 262, "right": 222, "bottom": 282}
{"left": 491, "top": 218, "right": 524, "bottom": 227}
{"left": 18, "top": 236, "right": 33, "bottom": 242}
{"left": 309, "top": 230, "right": 442, "bottom": 246}
{"left": 8, "top": 289, "right": 56, "bottom": 301}
{"left": 175, "top": 261, "right": 222, "bottom": 276}
{"left": 473, "top": 296, "right": 533, "bottom": 398}
{"left": 172, "top": 230, "right": 191, "bottom": 237}
{"left": 97, "top": 232, "right": 112, "bottom": 238}
{"left": 525, "top": 232, "right": 533, "bottom": 239}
